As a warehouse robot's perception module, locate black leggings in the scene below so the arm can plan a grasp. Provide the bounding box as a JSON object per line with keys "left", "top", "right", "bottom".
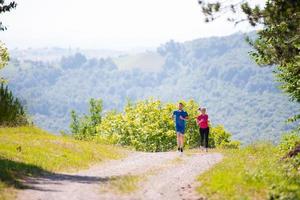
{"left": 199, "top": 128, "right": 209, "bottom": 148}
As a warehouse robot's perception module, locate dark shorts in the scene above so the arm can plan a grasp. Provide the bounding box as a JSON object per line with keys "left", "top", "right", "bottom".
{"left": 176, "top": 125, "right": 185, "bottom": 134}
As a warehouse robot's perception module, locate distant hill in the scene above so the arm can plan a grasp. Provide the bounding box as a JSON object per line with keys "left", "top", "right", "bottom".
{"left": 9, "top": 47, "right": 125, "bottom": 62}
{"left": 113, "top": 51, "right": 165, "bottom": 72}
{"left": 2, "top": 32, "right": 299, "bottom": 143}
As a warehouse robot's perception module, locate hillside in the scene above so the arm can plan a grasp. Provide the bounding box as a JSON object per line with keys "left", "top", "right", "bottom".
{"left": 0, "top": 126, "right": 124, "bottom": 200}
{"left": 1, "top": 32, "right": 299, "bottom": 143}
{"left": 1, "top": 128, "right": 298, "bottom": 200}
{"left": 197, "top": 141, "right": 300, "bottom": 200}
{"left": 113, "top": 51, "right": 165, "bottom": 72}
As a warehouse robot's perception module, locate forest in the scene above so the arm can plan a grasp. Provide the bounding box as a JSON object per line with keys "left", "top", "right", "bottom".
{"left": 2, "top": 32, "right": 299, "bottom": 144}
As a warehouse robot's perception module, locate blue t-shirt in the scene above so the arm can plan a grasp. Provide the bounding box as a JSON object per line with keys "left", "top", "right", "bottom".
{"left": 173, "top": 110, "right": 188, "bottom": 128}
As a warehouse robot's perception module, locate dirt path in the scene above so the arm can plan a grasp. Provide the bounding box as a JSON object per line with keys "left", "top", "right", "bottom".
{"left": 17, "top": 151, "right": 222, "bottom": 200}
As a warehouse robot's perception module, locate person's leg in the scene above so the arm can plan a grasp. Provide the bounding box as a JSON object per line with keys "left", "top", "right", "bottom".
{"left": 207, "top": 127, "right": 210, "bottom": 148}
{"left": 181, "top": 134, "right": 184, "bottom": 151}
{"left": 205, "top": 128, "right": 209, "bottom": 151}
{"left": 176, "top": 132, "right": 180, "bottom": 151}
{"left": 178, "top": 133, "right": 184, "bottom": 152}
{"left": 177, "top": 126, "right": 184, "bottom": 150}
{"left": 200, "top": 128, "right": 204, "bottom": 148}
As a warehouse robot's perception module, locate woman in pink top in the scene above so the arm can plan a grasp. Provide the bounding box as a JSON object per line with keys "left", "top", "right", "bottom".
{"left": 196, "top": 107, "right": 209, "bottom": 152}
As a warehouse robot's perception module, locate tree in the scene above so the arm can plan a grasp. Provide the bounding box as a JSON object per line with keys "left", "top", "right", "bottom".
{"left": 0, "top": 42, "right": 9, "bottom": 83}
{"left": 0, "top": 0, "right": 17, "bottom": 31}
{"left": 199, "top": 0, "right": 300, "bottom": 127}
{"left": 89, "top": 98, "right": 103, "bottom": 127}
{"left": 0, "top": 0, "right": 17, "bottom": 82}
{"left": 0, "top": 83, "right": 28, "bottom": 126}
{"left": 70, "top": 110, "right": 80, "bottom": 135}
{"left": 60, "top": 53, "right": 87, "bottom": 69}
{"left": 70, "top": 98, "right": 103, "bottom": 140}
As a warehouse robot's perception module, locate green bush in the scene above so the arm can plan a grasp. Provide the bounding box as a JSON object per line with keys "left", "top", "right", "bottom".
{"left": 92, "top": 99, "right": 239, "bottom": 152}
{"left": 209, "top": 125, "right": 232, "bottom": 148}
{"left": 278, "top": 132, "right": 300, "bottom": 154}
{"left": 96, "top": 99, "right": 176, "bottom": 152}
{"left": 70, "top": 98, "right": 103, "bottom": 140}
{"left": 269, "top": 132, "right": 300, "bottom": 200}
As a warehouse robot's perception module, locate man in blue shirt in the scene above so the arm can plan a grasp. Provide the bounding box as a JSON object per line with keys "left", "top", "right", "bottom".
{"left": 172, "top": 102, "right": 189, "bottom": 153}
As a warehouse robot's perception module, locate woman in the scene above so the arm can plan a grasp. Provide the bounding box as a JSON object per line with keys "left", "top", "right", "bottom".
{"left": 196, "top": 107, "right": 209, "bottom": 152}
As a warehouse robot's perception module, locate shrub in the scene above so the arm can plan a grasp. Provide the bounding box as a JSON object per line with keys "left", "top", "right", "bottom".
{"left": 93, "top": 99, "right": 239, "bottom": 152}
{"left": 269, "top": 132, "right": 300, "bottom": 200}
{"left": 70, "top": 98, "right": 103, "bottom": 140}
{"left": 96, "top": 99, "right": 176, "bottom": 152}
{"left": 278, "top": 132, "right": 300, "bottom": 155}
{"left": 209, "top": 125, "right": 231, "bottom": 148}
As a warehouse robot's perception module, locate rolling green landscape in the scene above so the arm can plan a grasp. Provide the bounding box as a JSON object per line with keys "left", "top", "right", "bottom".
{"left": 2, "top": 32, "right": 299, "bottom": 144}
{"left": 1, "top": 0, "right": 300, "bottom": 199}
{"left": 1, "top": 33, "right": 299, "bottom": 200}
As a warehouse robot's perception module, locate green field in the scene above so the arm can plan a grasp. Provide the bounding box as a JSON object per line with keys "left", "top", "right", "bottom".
{"left": 197, "top": 143, "right": 300, "bottom": 200}
{"left": 0, "top": 126, "right": 125, "bottom": 200}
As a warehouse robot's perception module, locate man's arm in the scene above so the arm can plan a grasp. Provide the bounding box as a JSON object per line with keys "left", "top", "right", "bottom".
{"left": 185, "top": 112, "right": 189, "bottom": 120}
{"left": 180, "top": 113, "right": 189, "bottom": 120}
{"left": 170, "top": 111, "right": 175, "bottom": 120}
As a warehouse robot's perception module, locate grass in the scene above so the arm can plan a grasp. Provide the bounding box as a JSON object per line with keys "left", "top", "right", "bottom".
{"left": 168, "top": 156, "right": 184, "bottom": 164}
{"left": 100, "top": 175, "right": 142, "bottom": 194}
{"left": 0, "top": 126, "right": 125, "bottom": 199}
{"left": 196, "top": 143, "right": 300, "bottom": 200}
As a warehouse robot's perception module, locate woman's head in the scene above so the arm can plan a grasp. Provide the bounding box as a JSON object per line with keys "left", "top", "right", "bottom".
{"left": 199, "top": 107, "right": 206, "bottom": 114}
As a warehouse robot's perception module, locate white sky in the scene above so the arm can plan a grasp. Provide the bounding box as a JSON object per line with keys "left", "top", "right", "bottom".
{"left": 0, "top": 0, "right": 264, "bottom": 50}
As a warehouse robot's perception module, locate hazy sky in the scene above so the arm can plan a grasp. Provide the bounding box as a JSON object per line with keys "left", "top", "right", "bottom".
{"left": 0, "top": 0, "right": 264, "bottom": 50}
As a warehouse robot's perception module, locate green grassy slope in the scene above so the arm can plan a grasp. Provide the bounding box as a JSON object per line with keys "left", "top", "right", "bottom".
{"left": 0, "top": 126, "right": 125, "bottom": 200}
{"left": 197, "top": 143, "right": 300, "bottom": 200}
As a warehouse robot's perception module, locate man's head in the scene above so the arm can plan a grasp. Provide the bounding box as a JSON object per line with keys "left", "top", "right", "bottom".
{"left": 178, "top": 102, "right": 184, "bottom": 110}
{"left": 201, "top": 107, "right": 206, "bottom": 114}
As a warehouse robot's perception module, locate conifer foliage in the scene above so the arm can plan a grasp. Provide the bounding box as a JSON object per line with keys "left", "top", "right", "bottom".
{"left": 0, "top": 84, "right": 28, "bottom": 126}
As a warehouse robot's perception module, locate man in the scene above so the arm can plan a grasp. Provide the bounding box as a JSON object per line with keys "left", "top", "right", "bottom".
{"left": 172, "top": 102, "right": 188, "bottom": 153}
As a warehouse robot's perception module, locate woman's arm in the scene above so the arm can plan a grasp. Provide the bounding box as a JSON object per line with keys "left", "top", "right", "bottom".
{"left": 204, "top": 115, "right": 208, "bottom": 123}
{"left": 196, "top": 116, "right": 199, "bottom": 123}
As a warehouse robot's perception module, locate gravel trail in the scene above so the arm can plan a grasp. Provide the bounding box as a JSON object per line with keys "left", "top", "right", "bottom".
{"left": 17, "top": 151, "right": 222, "bottom": 200}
